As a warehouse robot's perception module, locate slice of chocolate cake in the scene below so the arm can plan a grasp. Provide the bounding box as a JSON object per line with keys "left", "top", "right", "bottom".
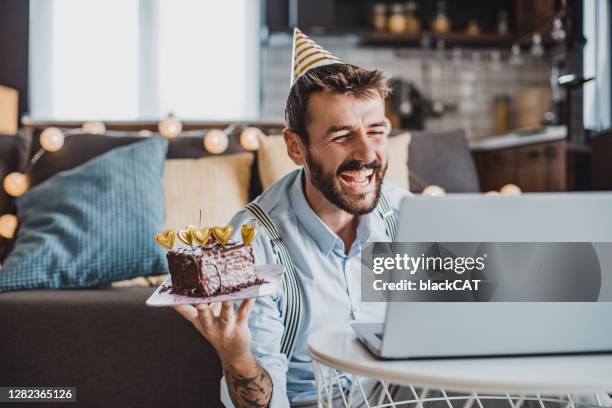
{"left": 166, "top": 240, "right": 262, "bottom": 297}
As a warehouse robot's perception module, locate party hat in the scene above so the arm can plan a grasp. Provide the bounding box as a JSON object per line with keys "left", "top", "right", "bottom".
{"left": 290, "top": 27, "right": 343, "bottom": 87}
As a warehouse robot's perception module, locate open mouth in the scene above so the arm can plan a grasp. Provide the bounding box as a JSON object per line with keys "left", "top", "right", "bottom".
{"left": 339, "top": 168, "right": 375, "bottom": 191}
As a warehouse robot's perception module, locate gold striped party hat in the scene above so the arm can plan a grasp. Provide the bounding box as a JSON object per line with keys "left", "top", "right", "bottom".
{"left": 290, "top": 27, "right": 343, "bottom": 87}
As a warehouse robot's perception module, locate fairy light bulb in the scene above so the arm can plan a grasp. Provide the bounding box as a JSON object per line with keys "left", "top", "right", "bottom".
{"left": 158, "top": 114, "right": 182, "bottom": 139}
{"left": 0, "top": 214, "right": 18, "bottom": 239}
{"left": 500, "top": 184, "right": 522, "bottom": 195}
{"left": 138, "top": 129, "right": 153, "bottom": 137}
{"left": 3, "top": 172, "right": 29, "bottom": 197}
{"left": 239, "top": 127, "right": 262, "bottom": 151}
{"left": 485, "top": 190, "right": 500, "bottom": 196}
{"left": 421, "top": 185, "right": 446, "bottom": 196}
{"left": 82, "top": 121, "right": 106, "bottom": 135}
{"left": 40, "top": 127, "right": 65, "bottom": 152}
{"left": 204, "top": 129, "right": 229, "bottom": 154}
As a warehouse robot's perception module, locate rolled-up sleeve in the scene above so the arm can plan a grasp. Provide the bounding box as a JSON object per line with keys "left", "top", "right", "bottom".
{"left": 221, "top": 212, "right": 289, "bottom": 408}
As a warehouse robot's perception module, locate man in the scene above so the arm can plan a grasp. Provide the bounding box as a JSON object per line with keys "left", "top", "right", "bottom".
{"left": 174, "top": 28, "right": 408, "bottom": 407}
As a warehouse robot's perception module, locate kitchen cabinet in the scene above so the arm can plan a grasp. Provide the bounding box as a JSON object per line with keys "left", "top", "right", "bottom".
{"left": 473, "top": 139, "right": 567, "bottom": 192}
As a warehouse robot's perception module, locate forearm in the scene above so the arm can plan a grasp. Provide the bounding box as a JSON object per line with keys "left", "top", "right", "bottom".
{"left": 224, "top": 355, "right": 273, "bottom": 408}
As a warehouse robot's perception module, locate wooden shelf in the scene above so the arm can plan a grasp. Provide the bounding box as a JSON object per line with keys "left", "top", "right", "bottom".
{"left": 363, "top": 31, "right": 514, "bottom": 47}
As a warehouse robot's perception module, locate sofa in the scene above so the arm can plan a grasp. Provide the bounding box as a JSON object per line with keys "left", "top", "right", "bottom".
{"left": 0, "top": 126, "right": 479, "bottom": 408}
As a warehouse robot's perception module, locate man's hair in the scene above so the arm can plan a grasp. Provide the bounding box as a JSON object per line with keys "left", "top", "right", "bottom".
{"left": 285, "top": 64, "right": 390, "bottom": 144}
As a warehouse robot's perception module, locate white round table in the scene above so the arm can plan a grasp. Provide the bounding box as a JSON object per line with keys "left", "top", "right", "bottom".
{"left": 308, "top": 327, "right": 612, "bottom": 408}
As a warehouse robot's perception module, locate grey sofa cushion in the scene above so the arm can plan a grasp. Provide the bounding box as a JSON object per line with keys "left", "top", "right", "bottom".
{"left": 0, "top": 288, "right": 223, "bottom": 407}
{"left": 407, "top": 129, "right": 481, "bottom": 193}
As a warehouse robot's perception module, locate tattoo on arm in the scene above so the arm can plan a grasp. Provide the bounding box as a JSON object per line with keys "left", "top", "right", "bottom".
{"left": 226, "top": 360, "right": 273, "bottom": 408}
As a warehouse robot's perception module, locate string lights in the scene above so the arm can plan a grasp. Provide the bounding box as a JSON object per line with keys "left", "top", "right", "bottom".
{"left": 0, "top": 214, "right": 18, "bottom": 239}
{"left": 204, "top": 128, "right": 229, "bottom": 154}
{"left": 500, "top": 184, "right": 522, "bottom": 195}
{"left": 0, "top": 118, "right": 266, "bottom": 237}
{"left": 2, "top": 172, "right": 29, "bottom": 198}
{"left": 239, "top": 127, "right": 263, "bottom": 151}
{"left": 158, "top": 113, "right": 183, "bottom": 139}
{"left": 421, "top": 185, "right": 446, "bottom": 196}
{"left": 81, "top": 121, "right": 106, "bottom": 135}
{"left": 39, "top": 127, "right": 65, "bottom": 152}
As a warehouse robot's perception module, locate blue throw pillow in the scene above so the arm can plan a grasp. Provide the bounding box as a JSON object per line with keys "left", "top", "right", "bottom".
{"left": 0, "top": 137, "right": 169, "bottom": 292}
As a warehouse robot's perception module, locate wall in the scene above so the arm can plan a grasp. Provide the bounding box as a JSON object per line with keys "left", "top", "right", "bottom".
{"left": 0, "top": 0, "right": 29, "bottom": 123}
{"left": 260, "top": 34, "right": 551, "bottom": 141}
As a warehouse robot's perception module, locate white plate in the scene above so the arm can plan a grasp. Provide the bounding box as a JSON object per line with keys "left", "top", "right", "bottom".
{"left": 145, "top": 264, "right": 284, "bottom": 307}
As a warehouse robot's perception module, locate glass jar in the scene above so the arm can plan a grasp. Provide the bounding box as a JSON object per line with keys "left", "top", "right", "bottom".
{"left": 432, "top": 0, "right": 450, "bottom": 35}
{"left": 404, "top": 1, "right": 421, "bottom": 35}
{"left": 388, "top": 4, "right": 407, "bottom": 34}
{"left": 494, "top": 95, "right": 510, "bottom": 135}
{"left": 497, "top": 10, "right": 509, "bottom": 35}
{"left": 372, "top": 3, "right": 387, "bottom": 32}
{"left": 465, "top": 19, "right": 480, "bottom": 36}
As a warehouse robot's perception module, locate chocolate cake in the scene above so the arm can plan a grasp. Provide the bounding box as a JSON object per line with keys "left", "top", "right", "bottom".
{"left": 165, "top": 239, "right": 262, "bottom": 297}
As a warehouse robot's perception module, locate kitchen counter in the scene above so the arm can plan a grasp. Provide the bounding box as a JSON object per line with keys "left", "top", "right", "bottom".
{"left": 470, "top": 126, "right": 567, "bottom": 151}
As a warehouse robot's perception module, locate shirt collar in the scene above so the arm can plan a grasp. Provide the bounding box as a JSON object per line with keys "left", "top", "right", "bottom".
{"left": 288, "top": 168, "right": 380, "bottom": 256}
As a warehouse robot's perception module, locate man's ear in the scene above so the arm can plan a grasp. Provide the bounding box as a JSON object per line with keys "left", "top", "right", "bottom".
{"left": 283, "top": 128, "right": 306, "bottom": 166}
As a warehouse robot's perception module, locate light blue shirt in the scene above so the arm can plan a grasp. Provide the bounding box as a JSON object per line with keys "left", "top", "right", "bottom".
{"left": 221, "top": 168, "right": 409, "bottom": 407}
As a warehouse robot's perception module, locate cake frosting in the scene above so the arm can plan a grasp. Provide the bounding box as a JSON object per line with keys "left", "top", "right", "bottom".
{"left": 164, "top": 238, "right": 262, "bottom": 297}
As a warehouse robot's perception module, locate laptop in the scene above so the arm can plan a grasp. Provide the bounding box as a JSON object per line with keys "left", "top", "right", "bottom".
{"left": 353, "top": 193, "right": 612, "bottom": 359}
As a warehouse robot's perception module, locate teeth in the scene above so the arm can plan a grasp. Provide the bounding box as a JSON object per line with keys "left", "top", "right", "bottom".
{"left": 340, "top": 168, "right": 373, "bottom": 185}
{"left": 341, "top": 168, "right": 373, "bottom": 179}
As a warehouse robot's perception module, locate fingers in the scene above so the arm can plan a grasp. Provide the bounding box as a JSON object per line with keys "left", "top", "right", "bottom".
{"left": 236, "top": 298, "right": 255, "bottom": 324}
{"left": 173, "top": 304, "right": 198, "bottom": 322}
{"left": 195, "top": 303, "right": 215, "bottom": 327}
{"left": 210, "top": 301, "right": 222, "bottom": 316}
{"left": 175, "top": 298, "right": 255, "bottom": 333}
{"left": 173, "top": 304, "right": 207, "bottom": 337}
{"left": 219, "top": 301, "right": 235, "bottom": 325}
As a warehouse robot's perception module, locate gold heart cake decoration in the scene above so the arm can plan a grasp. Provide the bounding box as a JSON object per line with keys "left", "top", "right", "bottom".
{"left": 154, "top": 229, "right": 175, "bottom": 250}
{"left": 177, "top": 225, "right": 195, "bottom": 246}
{"left": 241, "top": 224, "right": 257, "bottom": 246}
{"left": 192, "top": 227, "right": 211, "bottom": 246}
{"left": 212, "top": 225, "right": 233, "bottom": 247}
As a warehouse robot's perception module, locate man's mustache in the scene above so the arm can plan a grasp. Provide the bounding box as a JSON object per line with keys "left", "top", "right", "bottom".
{"left": 336, "top": 160, "right": 383, "bottom": 175}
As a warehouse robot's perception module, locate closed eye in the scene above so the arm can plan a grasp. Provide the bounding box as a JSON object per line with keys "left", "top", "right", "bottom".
{"left": 332, "top": 134, "right": 351, "bottom": 143}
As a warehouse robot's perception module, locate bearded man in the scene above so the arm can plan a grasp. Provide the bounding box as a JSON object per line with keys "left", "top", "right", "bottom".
{"left": 175, "top": 29, "right": 408, "bottom": 407}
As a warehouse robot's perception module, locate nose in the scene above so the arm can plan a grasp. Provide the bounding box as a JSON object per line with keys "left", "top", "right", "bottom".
{"left": 351, "top": 127, "right": 377, "bottom": 163}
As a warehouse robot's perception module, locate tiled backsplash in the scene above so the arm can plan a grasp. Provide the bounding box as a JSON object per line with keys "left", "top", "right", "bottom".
{"left": 260, "top": 35, "right": 551, "bottom": 141}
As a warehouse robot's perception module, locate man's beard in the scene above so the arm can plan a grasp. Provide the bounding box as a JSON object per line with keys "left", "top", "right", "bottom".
{"left": 305, "top": 151, "right": 387, "bottom": 216}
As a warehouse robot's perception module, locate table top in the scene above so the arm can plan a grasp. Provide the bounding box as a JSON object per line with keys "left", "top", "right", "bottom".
{"left": 308, "top": 327, "right": 612, "bottom": 394}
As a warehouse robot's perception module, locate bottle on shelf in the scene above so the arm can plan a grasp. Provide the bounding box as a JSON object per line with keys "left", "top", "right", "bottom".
{"left": 432, "top": 0, "right": 451, "bottom": 35}
{"left": 404, "top": 1, "right": 421, "bottom": 35}
{"left": 388, "top": 3, "right": 407, "bottom": 34}
{"left": 497, "top": 10, "right": 509, "bottom": 35}
{"left": 372, "top": 3, "right": 388, "bottom": 32}
{"left": 465, "top": 20, "right": 481, "bottom": 36}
